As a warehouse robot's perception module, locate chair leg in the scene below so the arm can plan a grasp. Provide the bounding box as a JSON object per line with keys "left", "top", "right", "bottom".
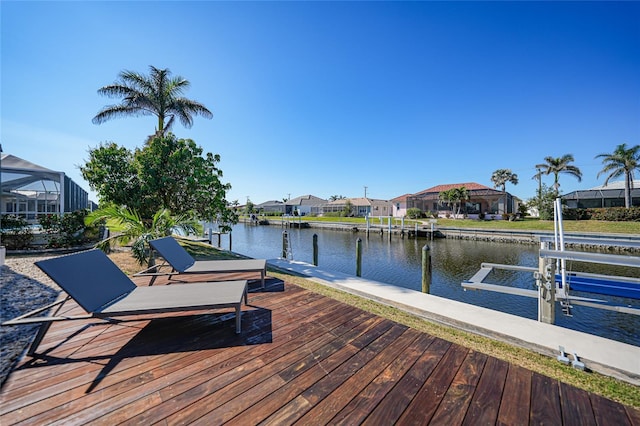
{"left": 235, "top": 304, "right": 242, "bottom": 334}
{"left": 27, "top": 321, "right": 53, "bottom": 357}
{"left": 27, "top": 296, "right": 69, "bottom": 356}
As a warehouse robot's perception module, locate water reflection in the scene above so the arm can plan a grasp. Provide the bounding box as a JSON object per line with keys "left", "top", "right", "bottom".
{"left": 227, "top": 224, "right": 639, "bottom": 346}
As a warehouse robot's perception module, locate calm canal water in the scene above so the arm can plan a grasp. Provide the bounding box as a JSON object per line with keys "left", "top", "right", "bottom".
{"left": 223, "top": 223, "right": 640, "bottom": 346}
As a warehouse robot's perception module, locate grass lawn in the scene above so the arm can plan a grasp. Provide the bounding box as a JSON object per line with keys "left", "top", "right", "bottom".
{"left": 251, "top": 215, "right": 640, "bottom": 234}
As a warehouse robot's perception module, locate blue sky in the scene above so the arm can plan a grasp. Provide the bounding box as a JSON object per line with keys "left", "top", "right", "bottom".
{"left": 2, "top": 1, "right": 639, "bottom": 206}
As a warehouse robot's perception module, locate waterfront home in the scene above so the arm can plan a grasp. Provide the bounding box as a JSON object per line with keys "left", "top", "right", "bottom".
{"left": 563, "top": 180, "right": 640, "bottom": 208}
{"left": 320, "top": 197, "right": 393, "bottom": 217}
{"left": 288, "top": 194, "right": 327, "bottom": 216}
{"left": 255, "top": 195, "right": 327, "bottom": 216}
{"left": 404, "top": 182, "right": 519, "bottom": 218}
{"left": 392, "top": 193, "right": 412, "bottom": 218}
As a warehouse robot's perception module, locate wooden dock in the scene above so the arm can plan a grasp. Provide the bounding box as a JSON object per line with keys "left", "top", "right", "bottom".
{"left": 1, "top": 272, "right": 639, "bottom": 425}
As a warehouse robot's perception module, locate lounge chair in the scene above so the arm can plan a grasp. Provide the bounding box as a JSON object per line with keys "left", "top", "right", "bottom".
{"left": 145, "top": 236, "right": 267, "bottom": 288}
{"left": 1, "top": 249, "right": 248, "bottom": 356}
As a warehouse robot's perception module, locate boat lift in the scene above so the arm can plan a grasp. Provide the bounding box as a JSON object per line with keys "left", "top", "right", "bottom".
{"left": 462, "top": 199, "right": 640, "bottom": 324}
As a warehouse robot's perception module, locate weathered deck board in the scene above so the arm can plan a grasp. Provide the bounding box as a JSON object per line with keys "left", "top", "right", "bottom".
{"left": 1, "top": 272, "right": 639, "bottom": 425}
{"left": 497, "top": 363, "right": 533, "bottom": 425}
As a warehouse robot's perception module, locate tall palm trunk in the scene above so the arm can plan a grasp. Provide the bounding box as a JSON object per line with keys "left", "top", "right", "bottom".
{"left": 625, "top": 173, "right": 632, "bottom": 208}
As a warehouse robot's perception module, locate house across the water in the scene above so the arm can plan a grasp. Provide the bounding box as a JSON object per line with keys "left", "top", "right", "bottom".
{"left": 562, "top": 180, "right": 640, "bottom": 208}
{"left": 399, "top": 182, "right": 519, "bottom": 219}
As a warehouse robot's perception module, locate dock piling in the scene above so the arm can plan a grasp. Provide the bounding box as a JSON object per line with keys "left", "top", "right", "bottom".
{"left": 356, "top": 237, "right": 362, "bottom": 277}
{"left": 313, "top": 234, "right": 318, "bottom": 266}
{"left": 422, "top": 245, "right": 432, "bottom": 293}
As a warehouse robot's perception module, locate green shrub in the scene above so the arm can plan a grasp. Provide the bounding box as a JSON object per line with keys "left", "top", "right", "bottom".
{"left": 563, "top": 208, "right": 591, "bottom": 221}
{"left": 587, "top": 207, "right": 640, "bottom": 222}
{"left": 518, "top": 204, "right": 528, "bottom": 217}
{"left": 39, "top": 210, "right": 98, "bottom": 248}
{"left": 406, "top": 208, "right": 423, "bottom": 219}
{"left": 561, "top": 207, "right": 640, "bottom": 221}
{"left": 0, "top": 215, "right": 34, "bottom": 250}
{"left": 261, "top": 211, "right": 283, "bottom": 217}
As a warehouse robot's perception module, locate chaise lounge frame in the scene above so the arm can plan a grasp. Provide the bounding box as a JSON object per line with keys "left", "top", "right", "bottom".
{"left": 1, "top": 249, "right": 248, "bottom": 356}
{"left": 140, "top": 236, "right": 267, "bottom": 288}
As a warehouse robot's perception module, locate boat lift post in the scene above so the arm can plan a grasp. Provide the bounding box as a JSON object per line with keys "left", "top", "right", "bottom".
{"left": 536, "top": 240, "right": 556, "bottom": 324}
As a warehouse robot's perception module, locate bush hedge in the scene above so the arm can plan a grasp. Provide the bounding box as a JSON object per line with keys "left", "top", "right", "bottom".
{"left": 563, "top": 207, "right": 640, "bottom": 222}
{"left": 0, "top": 215, "right": 34, "bottom": 249}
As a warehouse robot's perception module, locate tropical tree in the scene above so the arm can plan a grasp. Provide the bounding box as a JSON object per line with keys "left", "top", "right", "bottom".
{"left": 342, "top": 199, "right": 354, "bottom": 217}
{"left": 535, "top": 154, "right": 582, "bottom": 196}
{"left": 86, "top": 206, "right": 200, "bottom": 267}
{"left": 438, "top": 187, "right": 469, "bottom": 218}
{"left": 92, "top": 66, "right": 212, "bottom": 136}
{"left": 491, "top": 169, "right": 519, "bottom": 214}
{"left": 595, "top": 143, "right": 640, "bottom": 208}
{"left": 526, "top": 184, "right": 556, "bottom": 220}
{"left": 245, "top": 201, "right": 255, "bottom": 215}
{"left": 80, "top": 142, "right": 142, "bottom": 210}
{"left": 329, "top": 195, "right": 345, "bottom": 201}
{"left": 532, "top": 167, "right": 543, "bottom": 208}
{"left": 81, "top": 134, "right": 236, "bottom": 229}
{"left": 406, "top": 207, "right": 423, "bottom": 219}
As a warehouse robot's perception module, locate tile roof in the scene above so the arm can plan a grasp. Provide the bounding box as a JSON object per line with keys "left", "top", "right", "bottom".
{"left": 412, "top": 182, "right": 494, "bottom": 196}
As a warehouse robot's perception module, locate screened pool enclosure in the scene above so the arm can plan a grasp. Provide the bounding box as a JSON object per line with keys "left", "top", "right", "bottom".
{"left": 1, "top": 153, "right": 90, "bottom": 223}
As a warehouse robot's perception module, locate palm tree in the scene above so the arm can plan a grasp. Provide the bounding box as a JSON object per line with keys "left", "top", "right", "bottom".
{"left": 535, "top": 154, "right": 582, "bottom": 196}
{"left": 93, "top": 66, "right": 213, "bottom": 136}
{"left": 491, "top": 169, "right": 519, "bottom": 214}
{"left": 438, "top": 187, "right": 469, "bottom": 218}
{"left": 86, "top": 206, "right": 200, "bottom": 267}
{"left": 595, "top": 143, "right": 640, "bottom": 208}
{"left": 532, "top": 167, "right": 543, "bottom": 206}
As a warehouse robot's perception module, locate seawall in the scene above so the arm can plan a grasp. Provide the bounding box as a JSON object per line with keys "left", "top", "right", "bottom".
{"left": 241, "top": 218, "right": 640, "bottom": 252}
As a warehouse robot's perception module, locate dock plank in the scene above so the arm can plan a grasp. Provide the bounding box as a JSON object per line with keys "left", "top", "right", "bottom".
{"left": 560, "top": 381, "right": 596, "bottom": 426}
{"left": 531, "top": 372, "right": 563, "bottom": 425}
{"left": 329, "top": 333, "right": 436, "bottom": 425}
{"left": 361, "top": 337, "right": 452, "bottom": 425}
{"left": 497, "top": 363, "right": 532, "bottom": 425}
{"left": 591, "top": 392, "right": 635, "bottom": 426}
{"left": 397, "top": 343, "right": 469, "bottom": 424}
{"left": 430, "top": 349, "right": 488, "bottom": 425}
{"left": 462, "top": 356, "right": 509, "bottom": 425}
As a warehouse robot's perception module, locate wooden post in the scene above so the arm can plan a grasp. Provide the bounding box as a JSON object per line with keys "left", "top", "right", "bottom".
{"left": 282, "top": 231, "right": 288, "bottom": 259}
{"left": 313, "top": 234, "right": 318, "bottom": 266}
{"left": 356, "top": 237, "right": 362, "bottom": 277}
{"left": 422, "top": 245, "right": 432, "bottom": 293}
{"left": 217, "top": 232, "right": 221, "bottom": 248}
{"left": 229, "top": 231, "right": 232, "bottom": 252}
{"left": 537, "top": 241, "right": 556, "bottom": 324}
